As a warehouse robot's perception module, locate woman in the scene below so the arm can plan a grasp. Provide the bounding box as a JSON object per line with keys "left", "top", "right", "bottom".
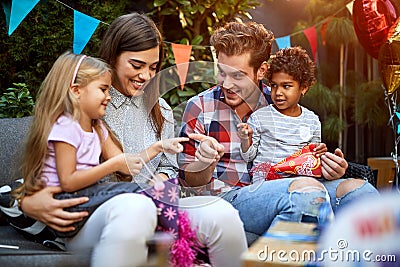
{"left": 20, "top": 13, "right": 247, "bottom": 267}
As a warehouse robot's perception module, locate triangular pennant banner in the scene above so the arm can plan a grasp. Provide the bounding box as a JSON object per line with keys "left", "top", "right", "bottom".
{"left": 346, "top": 1, "right": 354, "bottom": 15}
{"left": 303, "top": 26, "right": 318, "bottom": 61}
{"left": 171, "top": 43, "right": 192, "bottom": 90}
{"left": 8, "top": 0, "right": 40, "bottom": 35}
{"left": 276, "top": 36, "right": 291, "bottom": 50}
{"left": 73, "top": 10, "right": 100, "bottom": 54}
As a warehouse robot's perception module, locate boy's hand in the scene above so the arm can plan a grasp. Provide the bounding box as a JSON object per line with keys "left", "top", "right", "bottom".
{"left": 161, "top": 137, "right": 189, "bottom": 154}
{"left": 313, "top": 143, "right": 328, "bottom": 157}
{"left": 237, "top": 123, "right": 253, "bottom": 140}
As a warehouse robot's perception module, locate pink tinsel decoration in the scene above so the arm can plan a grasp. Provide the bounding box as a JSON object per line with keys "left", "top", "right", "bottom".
{"left": 170, "top": 210, "right": 202, "bottom": 267}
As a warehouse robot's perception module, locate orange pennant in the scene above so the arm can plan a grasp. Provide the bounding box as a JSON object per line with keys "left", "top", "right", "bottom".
{"left": 303, "top": 26, "right": 318, "bottom": 62}
{"left": 171, "top": 43, "right": 192, "bottom": 90}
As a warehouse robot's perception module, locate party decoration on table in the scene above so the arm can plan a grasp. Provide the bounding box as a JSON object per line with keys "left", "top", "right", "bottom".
{"left": 353, "top": 0, "right": 399, "bottom": 59}
{"left": 250, "top": 144, "right": 322, "bottom": 180}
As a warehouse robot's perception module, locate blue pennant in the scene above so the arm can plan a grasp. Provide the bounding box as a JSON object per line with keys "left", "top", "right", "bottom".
{"left": 276, "top": 36, "right": 291, "bottom": 50}
{"left": 8, "top": 0, "right": 40, "bottom": 35}
{"left": 73, "top": 10, "right": 100, "bottom": 54}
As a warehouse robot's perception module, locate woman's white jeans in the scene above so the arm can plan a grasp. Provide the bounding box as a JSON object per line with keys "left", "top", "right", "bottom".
{"left": 64, "top": 194, "right": 247, "bottom": 267}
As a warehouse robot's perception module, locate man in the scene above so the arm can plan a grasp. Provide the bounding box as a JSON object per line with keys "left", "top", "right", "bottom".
{"left": 178, "top": 21, "right": 378, "bottom": 245}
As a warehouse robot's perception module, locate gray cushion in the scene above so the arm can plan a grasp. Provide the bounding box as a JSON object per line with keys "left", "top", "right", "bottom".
{"left": 0, "top": 116, "right": 32, "bottom": 184}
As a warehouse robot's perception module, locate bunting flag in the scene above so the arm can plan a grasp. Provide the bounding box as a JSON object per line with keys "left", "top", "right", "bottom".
{"left": 171, "top": 43, "right": 192, "bottom": 90}
{"left": 303, "top": 26, "right": 318, "bottom": 61}
{"left": 8, "top": 0, "right": 40, "bottom": 35}
{"left": 346, "top": 1, "right": 354, "bottom": 15}
{"left": 276, "top": 36, "right": 291, "bottom": 50}
{"left": 73, "top": 10, "right": 100, "bottom": 54}
{"left": 1, "top": 1, "right": 11, "bottom": 30}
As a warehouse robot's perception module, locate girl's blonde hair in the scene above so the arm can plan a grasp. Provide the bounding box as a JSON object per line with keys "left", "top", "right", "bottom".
{"left": 14, "top": 51, "right": 113, "bottom": 198}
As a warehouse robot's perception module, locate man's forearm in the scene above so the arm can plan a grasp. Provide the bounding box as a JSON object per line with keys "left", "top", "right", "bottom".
{"left": 182, "top": 161, "right": 217, "bottom": 187}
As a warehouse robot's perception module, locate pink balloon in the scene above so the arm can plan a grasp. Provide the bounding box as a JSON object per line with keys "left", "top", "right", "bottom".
{"left": 353, "top": 0, "right": 399, "bottom": 59}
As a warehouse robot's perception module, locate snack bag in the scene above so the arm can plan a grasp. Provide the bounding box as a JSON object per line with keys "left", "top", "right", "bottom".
{"left": 251, "top": 144, "right": 322, "bottom": 180}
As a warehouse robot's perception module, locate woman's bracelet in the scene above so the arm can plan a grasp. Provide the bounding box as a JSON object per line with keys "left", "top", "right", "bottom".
{"left": 16, "top": 196, "right": 23, "bottom": 212}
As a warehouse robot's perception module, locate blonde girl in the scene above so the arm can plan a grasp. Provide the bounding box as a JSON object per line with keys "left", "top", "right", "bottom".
{"left": 15, "top": 50, "right": 187, "bottom": 240}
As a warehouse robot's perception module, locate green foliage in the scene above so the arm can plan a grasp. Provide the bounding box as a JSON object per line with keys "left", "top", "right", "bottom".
{"left": 352, "top": 80, "right": 389, "bottom": 128}
{"left": 0, "top": 83, "right": 34, "bottom": 118}
{"left": 325, "top": 16, "right": 357, "bottom": 46}
{"left": 300, "top": 82, "right": 342, "bottom": 141}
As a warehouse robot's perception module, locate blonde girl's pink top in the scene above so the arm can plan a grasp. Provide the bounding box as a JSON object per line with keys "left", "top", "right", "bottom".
{"left": 42, "top": 114, "right": 108, "bottom": 187}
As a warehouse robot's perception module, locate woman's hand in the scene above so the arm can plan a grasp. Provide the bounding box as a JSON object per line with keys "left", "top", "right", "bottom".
{"left": 320, "top": 148, "right": 348, "bottom": 180}
{"left": 161, "top": 137, "right": 189, "bottom": 154}
{"left": 20, "top": 186, "right": 89, "bottom": 232}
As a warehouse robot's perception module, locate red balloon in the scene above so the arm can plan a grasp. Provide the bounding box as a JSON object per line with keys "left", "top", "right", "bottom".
{"left": 353, "top": 0, "right": 399, "bottom": 59}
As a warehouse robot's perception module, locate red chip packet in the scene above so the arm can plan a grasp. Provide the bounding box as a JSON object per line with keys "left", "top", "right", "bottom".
{"left": 250, "top": 144, "right": 322, "bottom": 180}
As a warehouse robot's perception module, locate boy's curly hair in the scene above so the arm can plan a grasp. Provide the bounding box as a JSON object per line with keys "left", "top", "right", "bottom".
{"left": 266, "top": 46, "right": 316, "bottom": 89}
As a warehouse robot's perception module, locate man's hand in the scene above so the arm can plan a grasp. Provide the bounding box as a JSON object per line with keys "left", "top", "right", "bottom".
{"left": 189, "top": 133, "right": 224, "bottom": 164}
{"left": 320, "top": 148, "right": 348, "bottom": 180}
{"left": 21, "top": 186, "right": 89, "bottom": 232}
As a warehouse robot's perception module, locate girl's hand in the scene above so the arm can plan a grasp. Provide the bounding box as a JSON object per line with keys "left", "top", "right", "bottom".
{"left": 313, "top": 143, "right": 328, "bottom": 157}
{"left": 237, "top": 123, "right": 252, "bottom": 140}
{"left": 116, "top": 153, "right": 143, "bottom": 175}
{"left": 161, "top": 137, "right": 189, "bottom": 154}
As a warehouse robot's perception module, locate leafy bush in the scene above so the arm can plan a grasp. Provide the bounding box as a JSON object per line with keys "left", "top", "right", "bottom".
{"left": 0, "top": 83, "right": 34, "bottom": 118}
